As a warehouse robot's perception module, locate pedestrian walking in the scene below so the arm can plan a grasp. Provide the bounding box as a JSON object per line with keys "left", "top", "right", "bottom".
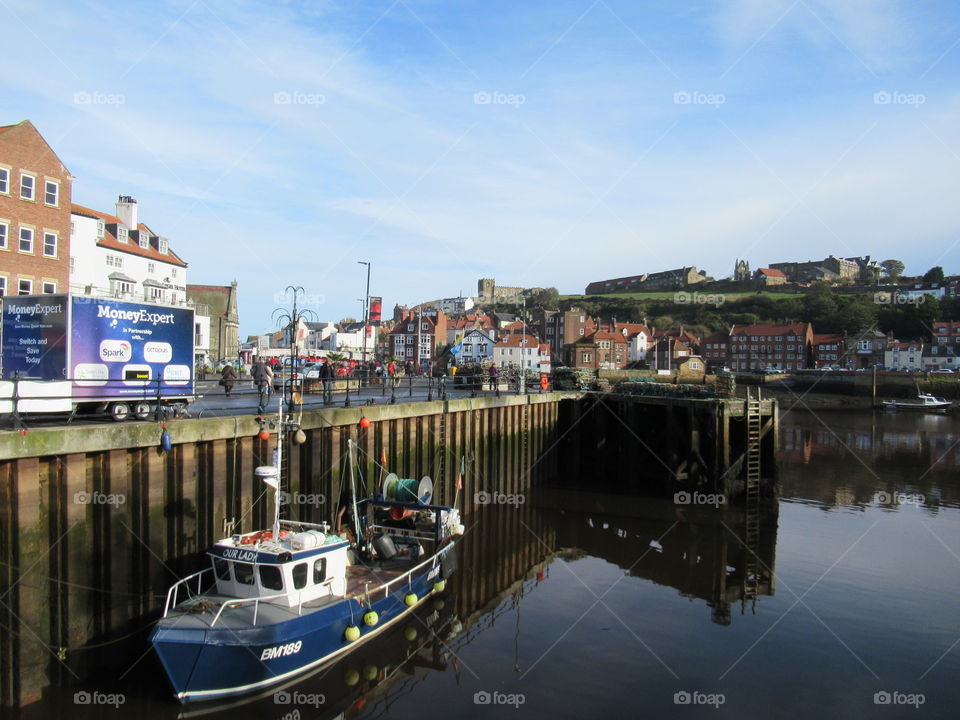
{"left": 319, "top": 359, "right": 334, "bottom": 403}
{"left": 251, "top": 358, "right": 272, "bottom": 412}
{"left": 489, "top": 363, "right": 499, "bottom": 391}
{"left": 220, "top": 363, "right": 237, "bottom": 397}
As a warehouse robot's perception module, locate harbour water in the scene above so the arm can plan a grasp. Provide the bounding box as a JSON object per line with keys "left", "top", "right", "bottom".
{"left": 11, "top": 407, "right": 960, "bottom": 718}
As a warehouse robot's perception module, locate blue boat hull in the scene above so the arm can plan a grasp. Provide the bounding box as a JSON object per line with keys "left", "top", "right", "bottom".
{"left": 152, "top": 554, "right": 450, "bottom": 702}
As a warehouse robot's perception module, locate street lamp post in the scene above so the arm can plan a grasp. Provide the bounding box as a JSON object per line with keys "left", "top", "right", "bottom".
{"left": 358, "top": 261, "right": 371, "bottom": 385}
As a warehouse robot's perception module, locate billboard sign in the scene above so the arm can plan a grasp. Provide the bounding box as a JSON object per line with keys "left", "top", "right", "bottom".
{"left": 368, "top": 296, "right": 382, "bottom": 325}
{"left": 70, "top": 297, "right": 194, "bottom": 398}
{"left": 1, "top": 294, "right": 69, "bottom": 379}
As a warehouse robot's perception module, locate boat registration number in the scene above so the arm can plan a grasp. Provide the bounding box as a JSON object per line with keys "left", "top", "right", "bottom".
{"left": 261, "top": 640, "right": 303, "bottom": 661}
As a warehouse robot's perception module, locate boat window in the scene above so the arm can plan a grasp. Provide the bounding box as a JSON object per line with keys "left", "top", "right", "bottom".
{"left": 292, "top": 563, "right": 308, "bottom": 589}
{"left": 314, "top": 558, "right": 327, "bottom": 584}
{"left": 234, "top": 562, "right": 255, "bottom": 585}
{"left": 259, "top": 565, "right": 284, "bottom": 591}
{"left": 213, "top": 558, "right": 231, "bottom": 581}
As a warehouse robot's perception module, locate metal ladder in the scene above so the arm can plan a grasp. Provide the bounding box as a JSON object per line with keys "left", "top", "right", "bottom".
{"left": 437, "top": 412, "right": 448, "bottom": 505}
{"left": 742, "top": 387, "right": 762, "bottom": 611}
{"left": 521, "top": 403, "right": 530, "bottom": 474}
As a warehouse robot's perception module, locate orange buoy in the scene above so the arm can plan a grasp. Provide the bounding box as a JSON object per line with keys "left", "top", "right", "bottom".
{"left": 540, "top": 374, "right": 549, "bottom": 390}
{"left": 359, "top": 416, "right": 371, "bottom": 429}
{"left": 257, "top": 429, "right": 270, "bottom": 441}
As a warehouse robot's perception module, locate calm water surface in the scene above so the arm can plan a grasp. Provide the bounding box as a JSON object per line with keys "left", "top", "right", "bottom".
{"left": 17, "top": 408, "right": 960, "bottom": 719}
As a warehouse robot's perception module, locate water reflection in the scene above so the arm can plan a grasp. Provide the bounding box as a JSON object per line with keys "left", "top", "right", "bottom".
{"left": 779, "top": 409, "right": 960, "bottom": 510}
{"left": 532, "top": 489, "right": 779, "bottom": 626}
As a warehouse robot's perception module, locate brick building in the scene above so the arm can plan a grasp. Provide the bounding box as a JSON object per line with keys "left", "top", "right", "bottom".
{"left": 567, "top": 330, "right": 628, "bottom": 370}
{"left": 932, "top": 321, "right": 960, "bottom": 353}
{"left": 754, "top": 268, "right": 787, "bottom": 286}
{"left": 812, "top": 333, "right": 844, "bottom": 368}
{"left": 0, "top": 120, "right": 73, "bottom": 296}
{"left": 388, "top": 309, "right": 448, "bottom": 367}
{"left": 702, "top": 330, "right": 731, "bottom": 369}
{"left": 726, "top": 323, "right": 813, "bottom": 372}
{"left": 533, "top": 307, "right": 596, "bottom": 365}
{"left": 585, "top": 266, "right": 708, "bottom": 295}
{"left": 842, "top": 329, "right": 888, "bottom": 370}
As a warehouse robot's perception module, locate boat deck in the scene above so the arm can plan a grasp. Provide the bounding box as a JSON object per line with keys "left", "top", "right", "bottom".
{"left": 160, "top": 561, "right": 419, "bottom": 631}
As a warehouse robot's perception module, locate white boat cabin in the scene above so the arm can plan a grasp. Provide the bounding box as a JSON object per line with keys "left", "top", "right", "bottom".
{"left": 208, "top": 523, "right": 350, "bottom": 607}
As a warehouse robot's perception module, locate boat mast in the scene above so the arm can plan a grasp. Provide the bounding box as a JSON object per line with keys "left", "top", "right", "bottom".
{"left": 348, "top": 439, "right": 361, "bottom": 544}
{"left": 272, "top": 392, "right": 283, "bottom": 539}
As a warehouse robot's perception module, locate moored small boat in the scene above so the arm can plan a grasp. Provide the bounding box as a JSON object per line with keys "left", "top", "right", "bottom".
{"left": 150, "top": 399, "right": 463, "bottom": 704}
{"left": 880, "top": 393, "right": 952, "bottom": 412}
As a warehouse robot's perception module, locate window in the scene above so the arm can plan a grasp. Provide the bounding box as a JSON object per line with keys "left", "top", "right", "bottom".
{"left": 138, "top": 230, "right": 149, "bottom": 248}
{"left": 259, "top": 565, "right": 284, "bottom": 591}
{"left": 111, "top": 280, "right": 133, "bottom": 296}
{"left": 18, "top": 279, "right": 32, "bottom": 295}
{"left": 69, "top": 256, "right": 76, "bottom": 273}
{"left": 313, "top": 558, "right": 327, "bottom": 583}
{"left": 96, "top": 220, "right": 105, "bottom": 238}
{"left": 44, "top": 180, "right": 59, "bottom": 206}
{"left": 213, "top": 558, "right": 230, "bottom": 580}
{"left": 106, "top": 254, "right": 123, "bottom": 267}
{"left": 0, "top": 167, "right": 8, "bottom": 194}
{"left": 0, "top": 221, "right": 6, "bottom": 249}
{"left": 19, "top": 227, "right": 33, "bottom": 253}
{"left": 0, "top": 276, "right": 6, "bottom": 296}
{"left": 42, "top": 281, "right": 55, "bottom": 294}
{"left": 42, "top": 232, "right": 57, "bottom": 257}
{"left": 118, "top": 227, "right": 128, "bottom": 243}
{"left": 579, "top": 328, "right": 584, "bottom": 335}
{"left": 146, "top": 262, "right": 155, "bottom": 273}
{"left": 407, "top": 324, "right": 414, "bottom": 332}
{"left": 581, "top": 352, "right": 592, "bottom": 363}
{"left": 158, "top": 238, "right": 168, "bottom": 254}
{"left": 20, "top": 173, "right": 35, "bottom": 200}
{"left": 171, "top": 268, "right": 178, "bottom": 278}
{"left": 234, "top": 562, "right": 254, "bottom": 585}
{"left": 292, "top": 563, "right": 308, "bottom": 589}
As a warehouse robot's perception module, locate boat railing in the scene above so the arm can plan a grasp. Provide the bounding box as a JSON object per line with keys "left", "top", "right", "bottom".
{"left": 209, "top": 590, "right": 293, "bottom": 627}
{"left": 163, "top": 567, "right": 213, "bottom": 617}
{"left": 362, "top": 541, "right": 453, "bottom": 604}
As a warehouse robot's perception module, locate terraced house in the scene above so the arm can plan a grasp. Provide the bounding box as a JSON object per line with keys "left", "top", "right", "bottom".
{"left": 706, "top": 323, "right": 813, "bottom": 372}
{"left": 0, "top": 120, "right": 73, "bottom": 296}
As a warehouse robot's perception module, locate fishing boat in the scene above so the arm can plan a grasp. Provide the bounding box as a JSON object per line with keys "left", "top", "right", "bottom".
{"left": 880, "top": 393, "right": 952, "bottom": 412}
{"left": 150, "top": 398, "right": 464, "bottom": 704}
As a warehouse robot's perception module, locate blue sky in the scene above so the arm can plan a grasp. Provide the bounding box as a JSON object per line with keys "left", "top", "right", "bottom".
{"left": 2, "top": 0, "right": 960, "bottom": 335}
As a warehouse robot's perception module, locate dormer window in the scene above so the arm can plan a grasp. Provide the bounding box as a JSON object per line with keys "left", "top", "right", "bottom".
{"left": 139, "top": 231, "right": 149, "bottom": 249}
{"left": 96, "top": 220, "right": 105, "bottom": 238}
{"left": 158, "top": 237, "right": 168, "bottom": 254}
{"left": 118, "top": 227, "right": 128, "bottom": 243}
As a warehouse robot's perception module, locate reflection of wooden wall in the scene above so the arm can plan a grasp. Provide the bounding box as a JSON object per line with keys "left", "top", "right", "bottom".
{"left": 555, "top": 395, "right": 778, "bottom": 497}
{"left": 0, "top": 394, "right": 562, "bottom": 708}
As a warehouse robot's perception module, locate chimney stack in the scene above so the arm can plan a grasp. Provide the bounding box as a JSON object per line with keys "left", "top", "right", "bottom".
{"left": 116, "top": 195, "right": 138, "bottom": 230}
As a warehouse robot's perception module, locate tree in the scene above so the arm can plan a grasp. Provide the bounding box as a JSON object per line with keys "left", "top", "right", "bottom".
{"left": 527, "top": 287, "right": 559, "bottom": 310}
{"left": 880, "top": 259, "right": 905, "bottom": 280}
{"left": 923, "top": 266, "right": 945, "bottom": 283}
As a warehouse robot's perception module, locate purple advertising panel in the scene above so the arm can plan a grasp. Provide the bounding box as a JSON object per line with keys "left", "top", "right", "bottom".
{"left": 1, "top": 294, "right": 69, "bottom": 379}
{"left": 70, "top": 297, "right": 194, "bottom": 399}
